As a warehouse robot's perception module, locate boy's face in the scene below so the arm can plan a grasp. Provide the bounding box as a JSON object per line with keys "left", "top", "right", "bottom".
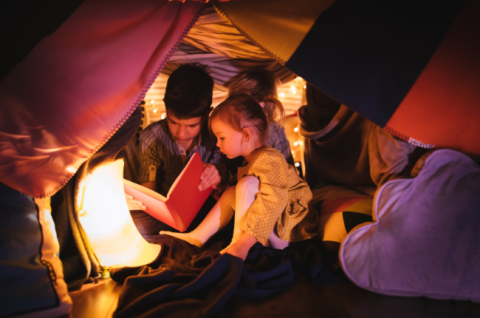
{"left": 166, "top": 109, "right": 202, "bottom": 149}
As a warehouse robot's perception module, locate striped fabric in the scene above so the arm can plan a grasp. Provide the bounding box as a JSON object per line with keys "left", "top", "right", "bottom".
{"left": 183, "top": 5, "right": 272, "bottom": 60}
{"left": 165, "top": 44, "right": 295, "bottom": 86}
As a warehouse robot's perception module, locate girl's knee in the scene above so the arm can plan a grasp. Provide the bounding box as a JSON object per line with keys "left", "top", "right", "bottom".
{"left": 236, "top": 176, "right": 259, "bottom": 195}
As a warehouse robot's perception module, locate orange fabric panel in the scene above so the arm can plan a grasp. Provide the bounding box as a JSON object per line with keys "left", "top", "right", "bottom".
{"left": 387, "top": 0, "right": 480, "bottom": 154}
{"left": 214, "top": 0, "right": 336, "bottom": 63}
{"left": 320, "top": 197, "right": 365, "bottom": 216}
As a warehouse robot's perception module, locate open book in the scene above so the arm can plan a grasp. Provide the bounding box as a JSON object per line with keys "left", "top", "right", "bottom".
{"left": 123, "top": 152, "right": 212, "bottom": 232}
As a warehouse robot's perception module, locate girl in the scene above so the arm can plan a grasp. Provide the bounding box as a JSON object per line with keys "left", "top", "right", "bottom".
{"left": 161, "top": 94, "right": 318, "bottom": 260}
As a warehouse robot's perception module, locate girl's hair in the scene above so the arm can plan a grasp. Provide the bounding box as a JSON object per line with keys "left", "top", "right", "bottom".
{"left": 227, "top": 69, "right": 285, "bottom": 125}
{"left": 210, "top": 94, "right": 268, "bottom": 145}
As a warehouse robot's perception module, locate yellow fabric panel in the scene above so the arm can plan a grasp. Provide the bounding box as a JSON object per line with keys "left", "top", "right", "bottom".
{"left": 319, "top": 212, "right": 347, "bottom": 243}
{"left": 213, "top": 0, "right": 337, "bottom": 63}
{"left": 347, "top": 197, "right": 373, "bottom": 216}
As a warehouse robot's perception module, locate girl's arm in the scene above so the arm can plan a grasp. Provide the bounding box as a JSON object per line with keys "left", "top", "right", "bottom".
{"left": 220, "top": 231, "right": 257, "bottom": 261}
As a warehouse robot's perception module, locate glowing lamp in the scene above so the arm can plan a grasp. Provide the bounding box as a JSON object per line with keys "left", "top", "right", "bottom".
{"left": 79, "top": 159, "right": 160, "bottom": 268}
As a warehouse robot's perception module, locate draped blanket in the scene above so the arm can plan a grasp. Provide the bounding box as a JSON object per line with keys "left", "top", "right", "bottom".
{"left": 214, "top": 0, "right": 480, "bottom": 154}
{"left": 110, "top": 234, "right": 344, "bottom": 318}
{"left": 2, "top": 0, "right": 479, "bottom": 198}
{"left": 0, "top": 0, "right": 205, "bottom": 198}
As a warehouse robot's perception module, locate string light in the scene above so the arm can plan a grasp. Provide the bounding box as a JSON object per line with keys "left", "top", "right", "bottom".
{"left": 153, "top": 109, "right": 158, "bottom": 113}
{"left": 295, "top": 162, "right": 301, "bottom": 167}
{"left": 290, "top": 85, "right": 296, "bottom": 95}
{"left": 294, "top": 127, "right": 299, "bottom": 132}
{"left": 161, "top": 113, "right": 166, "bottom": 119}
{"left": 279, "top": 92, "right": 285, "bottom": 98}
{"left": 293, "top": 141, "right": 298, "bottom": 147}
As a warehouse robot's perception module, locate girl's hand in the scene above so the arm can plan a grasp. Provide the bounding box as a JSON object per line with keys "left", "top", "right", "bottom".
{"left": 220, "top": 232, "right": 257, "bottom": 261}
{"left": 198, "top": 163, "right": 221, "bottom": 191}
{"left": 125, "top": 194, "right": 146, "bottom": 211}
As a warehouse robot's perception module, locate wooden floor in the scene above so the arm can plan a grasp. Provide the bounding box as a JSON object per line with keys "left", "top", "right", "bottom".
{"left": 66, "top": 276, "right": 480, "bottom": 318}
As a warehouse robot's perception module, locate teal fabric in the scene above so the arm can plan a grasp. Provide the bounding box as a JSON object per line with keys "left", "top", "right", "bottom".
{"left": 0, "top": 183, "right": 59, "bottom": 317}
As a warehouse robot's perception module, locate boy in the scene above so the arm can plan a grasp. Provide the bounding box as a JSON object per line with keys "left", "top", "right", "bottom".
{"left": 127, "top": 64, "right": 224, "bottom": 237}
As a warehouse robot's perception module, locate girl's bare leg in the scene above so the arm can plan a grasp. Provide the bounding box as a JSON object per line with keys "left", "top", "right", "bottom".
{"left": 160, "top": 186, "right": 235, "bottom": 247}
{"left": 223, "top": 176, "right": 289, "bottom": 256}
{"left": 226, "top": 176, "right": 259, "bottom": 246}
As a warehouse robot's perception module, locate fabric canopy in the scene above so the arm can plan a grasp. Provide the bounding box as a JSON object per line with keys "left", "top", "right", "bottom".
{"left": 1, "top": 0, "right": 479, "bottom": 198}
{"left": 214, "top": 0, "right": 480, "bottom": 154}
{"left": 0, "top": 0, "right": 205, "bottom": 197}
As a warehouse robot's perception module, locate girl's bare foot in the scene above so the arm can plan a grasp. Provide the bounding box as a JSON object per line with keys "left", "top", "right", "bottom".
{"left": 159, "top": 231, "right": 203, "bottom": 247}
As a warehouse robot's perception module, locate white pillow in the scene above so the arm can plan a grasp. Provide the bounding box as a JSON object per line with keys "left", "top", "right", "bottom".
{"left": 340, "top": 149, "right": 480, "bottom": 302}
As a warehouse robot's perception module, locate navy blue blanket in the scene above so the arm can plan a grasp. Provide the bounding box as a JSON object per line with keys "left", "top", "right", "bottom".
{"left": 110, "top": 233, "right": 344, "bottom": 318}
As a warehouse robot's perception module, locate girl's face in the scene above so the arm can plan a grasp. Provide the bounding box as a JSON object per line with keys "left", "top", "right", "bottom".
{"left": 211, "top": 118, "right": 246, "bottom": 159}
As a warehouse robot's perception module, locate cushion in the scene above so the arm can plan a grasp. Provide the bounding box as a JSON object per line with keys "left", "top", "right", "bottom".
{"left": 312, "top": 183, "right": 373, "bottom": 244}
{"left": 0, "top": 183, "right": 71, "bottom": 317}
{"left": 340, "top": 149, "right": 480, "bottom": 302}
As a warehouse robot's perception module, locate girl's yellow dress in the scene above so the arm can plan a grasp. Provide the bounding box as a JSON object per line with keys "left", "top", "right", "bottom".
{"left": 237, "top": 147, "right": 319, "bottom": 245}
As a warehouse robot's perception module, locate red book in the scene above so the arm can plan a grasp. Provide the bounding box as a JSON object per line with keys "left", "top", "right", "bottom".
{"left": 123, "top": 152, "right": 212, "bottom": 232}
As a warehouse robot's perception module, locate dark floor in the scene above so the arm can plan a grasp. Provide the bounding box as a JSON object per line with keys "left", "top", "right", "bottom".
{"left": 67, "top": 275, "right": 480, "bottom": 318}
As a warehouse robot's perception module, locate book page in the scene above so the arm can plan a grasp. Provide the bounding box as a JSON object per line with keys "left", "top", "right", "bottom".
{"left": 123, "top": 179, "right": 177, "bottom": 229}
{"left": 123, "top": 179, "right": 167, "bottom": 201}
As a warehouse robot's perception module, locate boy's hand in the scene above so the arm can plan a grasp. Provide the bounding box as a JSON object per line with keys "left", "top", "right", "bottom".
{"left": 198, "top": 163, "right": 221, "bottom": 191}
{"left": 125, "top": 194, "right": 146, "bottom": 211}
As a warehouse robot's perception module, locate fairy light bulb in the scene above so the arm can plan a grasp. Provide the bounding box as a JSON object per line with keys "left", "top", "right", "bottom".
{"left": 290, "top": 85, "right": 296, "bottom": 95}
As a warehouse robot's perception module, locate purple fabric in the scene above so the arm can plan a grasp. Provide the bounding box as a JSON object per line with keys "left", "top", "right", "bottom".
{"left": 0, "top": 0, "right": 204, "bottom": 198}
{"left": 340, "top": 149, "right": 480, "bottom": 302}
